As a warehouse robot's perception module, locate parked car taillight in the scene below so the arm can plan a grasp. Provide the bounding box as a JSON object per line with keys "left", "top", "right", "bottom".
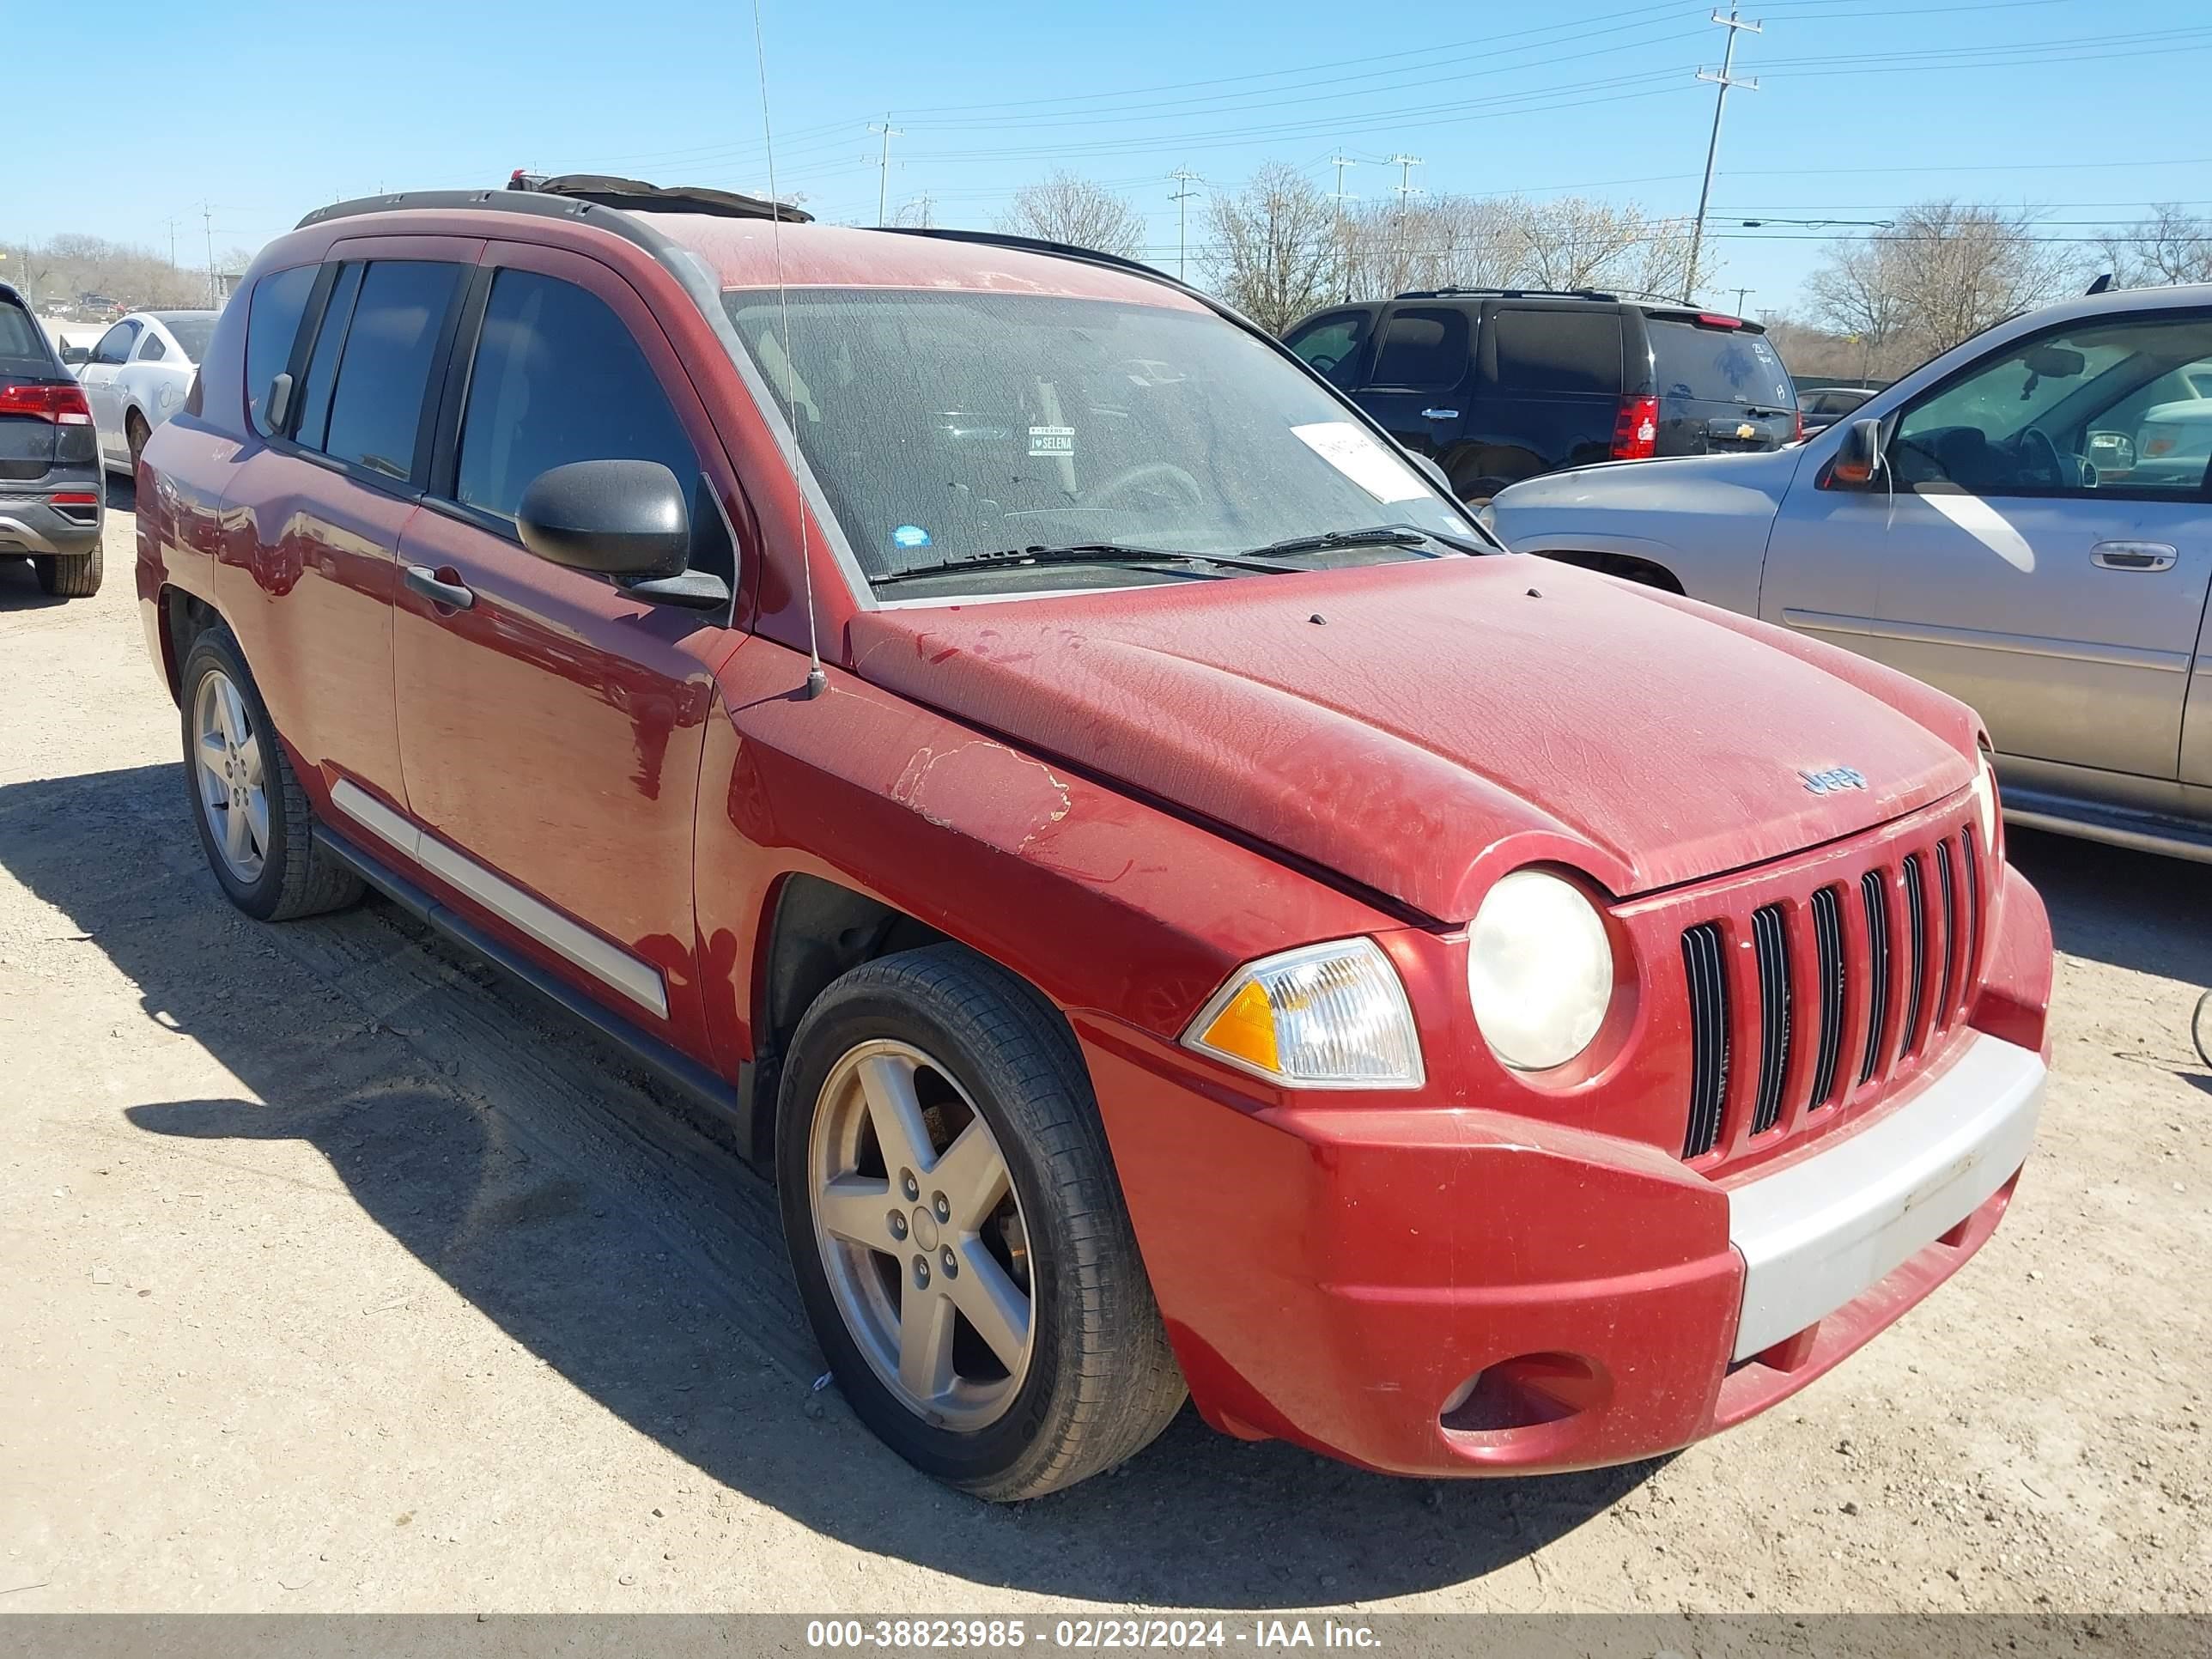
{"left": 1611, "top": 393, "right": 1658, "bottom": 460}
{"left": 0, "top": 382, "right": 94, "bottom": 425}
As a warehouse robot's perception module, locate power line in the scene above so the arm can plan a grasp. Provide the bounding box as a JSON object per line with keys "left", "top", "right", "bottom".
{"left": 1686, "top": 3, "right": 1762, "bottom": 304}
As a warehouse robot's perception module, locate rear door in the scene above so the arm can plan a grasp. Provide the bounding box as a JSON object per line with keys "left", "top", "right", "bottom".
{"left": 1644, "top": 313, "right": 1796, "bottom": 455}
{"left": 389, "top": 242, "right": 741, "bottom": 1061}
{"left": 1473, "top": 303, "right": 1623, "bottom": 483}
{"left": 1352, "top": 303, "right": 1474, "bottom": 462}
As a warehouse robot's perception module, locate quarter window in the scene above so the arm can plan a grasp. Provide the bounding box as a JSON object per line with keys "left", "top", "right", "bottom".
{"left": 319, "top": 261, "right": 463, "bottom": 482}
{"left": 1891, "top": 313, "right": 2212, "bottom": 497}
{"left": 137, "top": 331, "right": 168, "bottom": 362}
{"left": 455, "top": 270, "right": 701, "bottom": 532}
{"left": 1368, "top": 307, "right": 1470, "bottom": 389}
{"left": 1489, "top": 309, "right": 1621, "bottom": 393}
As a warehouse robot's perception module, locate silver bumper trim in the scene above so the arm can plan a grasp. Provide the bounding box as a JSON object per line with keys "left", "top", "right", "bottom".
{"left": 1728, "top": 1030, "right": 2044, "bottom": 1360}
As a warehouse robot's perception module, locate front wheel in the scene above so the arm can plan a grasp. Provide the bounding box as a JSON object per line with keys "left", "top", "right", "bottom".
{"left": 777, "top": 945, "right": 1185, "bottom": 1499}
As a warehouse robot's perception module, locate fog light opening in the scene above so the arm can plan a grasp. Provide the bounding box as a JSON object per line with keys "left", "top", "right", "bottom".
{"left": 1439, "top": 1352, "right": 1607, "bottom": 1436}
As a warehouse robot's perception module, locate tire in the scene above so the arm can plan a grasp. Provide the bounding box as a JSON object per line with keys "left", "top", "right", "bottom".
{"left": 126, "top": 411, "right": 149, "bottom": 473}
{"left": 777, "top": 945, "right": 1185, "bottom": 1500}
{"left": 1459, "top": 475, "right": 1514, "bottom": 504}
{"left": 179, "top": 628, "right": 363, "bottom": 922}
{"left": 32, "top": 541, "right": 102, "bottom": 598}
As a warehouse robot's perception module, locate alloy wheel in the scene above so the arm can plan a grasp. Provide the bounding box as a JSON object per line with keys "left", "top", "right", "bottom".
{"left": 192, "top": 667, "right": 270, "bottom": 883}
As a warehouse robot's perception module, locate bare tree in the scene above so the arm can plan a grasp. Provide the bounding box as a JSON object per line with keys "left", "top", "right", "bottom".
{"left": 1807, "top": 202, "right": 2084, "bottom": 374}
{"left": 1343, "top": 193, "right": 1524, "bottom": 300}
{"left": 2098, "top": 204, "right": 2212, "bottom": 289}
{"left": 1200, "top": 162, "right": 1340, "bottom": 332}
{"left": 997, "top": 172, "right": 1146, "bottom": 260}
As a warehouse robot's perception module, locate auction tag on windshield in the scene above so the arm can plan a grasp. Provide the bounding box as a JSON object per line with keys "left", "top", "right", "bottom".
{"left": 1290, "top": 421, "right": 1429, "bottom": 503}
{"left": 1029, "top": 426, "right": 1076, "bottom": 457}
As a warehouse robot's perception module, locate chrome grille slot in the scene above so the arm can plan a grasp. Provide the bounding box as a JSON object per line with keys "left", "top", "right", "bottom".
{"left": 1858, "top": 869, "right": 1891, "bottom": 1085}
{"left": 1961, "top": 826, "right": 1981, "bottom": 984}
{"left": 1680, "top": 921, "right": 1730, "bottom": 1159}
{"left": 1807, "top": 885, "right": 1846, "bottom": 1111}
{"left": 1750, "top": 904, "right": 1792, "bottom": 1136}
{"left": 1935, "top": 838, "right": 1958, "bottom": 1029}
{"left": 1901, "top": 853, "right": 1929, "bottom": 1055}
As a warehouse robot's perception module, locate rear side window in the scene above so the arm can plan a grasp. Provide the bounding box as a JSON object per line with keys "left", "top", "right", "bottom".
{"left": 456, "top": 270, "right": 698, "bottom": 526}
{"left": 137, "top": 331, "right": 167, "bottom": 362}
{"left": 1369, "top": 307, "right": 1470, "bottom": 388}
{"left": 1649, "top": 320, "right": 1794, "bottom": 409}
{"left": 246, "top": 265, "right": 316, "bottom": 437}
{"left": 0, "top": 299, "right": 50, "bottom": 376}
{"left": 319, "top": 261, "right": 464, "bottom": 482}
{"left": 1490, "top": 309, "right": 1621, "bottom": 393}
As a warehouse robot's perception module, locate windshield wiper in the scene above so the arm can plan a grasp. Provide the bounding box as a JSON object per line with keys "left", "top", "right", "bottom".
{"left": 1243, "top": 522, "right": 1492, "bottom": 559}
{"left": 872, "top": 543, "right": 1299, "bottom": 589}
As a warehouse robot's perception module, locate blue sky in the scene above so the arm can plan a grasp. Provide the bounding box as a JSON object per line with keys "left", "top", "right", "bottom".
{"left": 12, "top": 0, "right": 2210, "bottom": 315}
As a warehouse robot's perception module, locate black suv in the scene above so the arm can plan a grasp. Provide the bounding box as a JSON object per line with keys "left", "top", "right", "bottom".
{"left": 1282, "top": 288, "right": 1800, "bottom": 501}
{"left": 0, "top": 280, "right": 105, "bottom": 596}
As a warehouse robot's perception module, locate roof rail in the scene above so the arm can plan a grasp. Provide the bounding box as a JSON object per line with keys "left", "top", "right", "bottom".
{"left": 505, "top": 170, "right": 811, "bottom": 223}
{"left": 1394, "top": 286, "right": 1623, "bottom": 302}
{"left": 295, "top": 172, "right": 809, "bottom": 237}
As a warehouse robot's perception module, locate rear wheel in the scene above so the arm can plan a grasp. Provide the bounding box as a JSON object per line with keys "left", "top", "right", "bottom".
{"left": 179, "top": 629, "right": 362, "bottom": 921}
{"left": 31, "top": 542, "right": 102, "bottom": 598}
{"left": 778, "top": 945, "right": 1185, "bottom": 1499}
{"left": 125, "top": 411, "right": 150, "bottom": 473}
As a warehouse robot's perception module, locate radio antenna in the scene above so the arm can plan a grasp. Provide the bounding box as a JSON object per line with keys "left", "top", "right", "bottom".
{"left": 750, "top": 0, "right": 826, "bottom": 700}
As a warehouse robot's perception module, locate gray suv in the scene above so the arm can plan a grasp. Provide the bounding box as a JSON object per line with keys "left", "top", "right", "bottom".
{"left": 0, "top": 280, "right": 106, "bottom": 595}
{"left": 1488, "top": 283, "right": 2212, "bottom": 863}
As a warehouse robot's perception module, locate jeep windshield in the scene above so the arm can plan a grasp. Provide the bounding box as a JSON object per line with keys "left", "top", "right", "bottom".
{"left": 721, "top": 288, "right": 1475, "bottom": 599}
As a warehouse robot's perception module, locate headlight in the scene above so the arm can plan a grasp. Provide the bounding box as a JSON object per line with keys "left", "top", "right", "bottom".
{"left": 1971, "top": 750, "right": 2001, "bottom": 854}
{"left": 1184, "top": 939, "right": 1425, "bottom": 1089}
{"left": 1468, "top": 871, "right": 1614, "bottom": 1072}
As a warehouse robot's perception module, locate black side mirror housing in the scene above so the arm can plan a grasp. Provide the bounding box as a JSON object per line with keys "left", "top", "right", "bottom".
{"left": 517, "top": 459, "right": 691, "bottom": 577}
{"left": 60, "top": 345, "right": 90, "bottom": 366}
{"left": 1830, "top": 417, "right": 1884, "bottom": 488}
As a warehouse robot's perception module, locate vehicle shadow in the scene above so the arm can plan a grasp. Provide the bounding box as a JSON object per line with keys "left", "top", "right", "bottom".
{"left": 0, "top": 552, "right": 68, "bottom": 610}
{"left": 0, "top": 758, "right": 1655, "bottom": 1607}
{"left": 106, "top": 471, "right": 137, "bottom": 512}
{"left": 2007, "top": 825, "right": 2212, "bottom": 990}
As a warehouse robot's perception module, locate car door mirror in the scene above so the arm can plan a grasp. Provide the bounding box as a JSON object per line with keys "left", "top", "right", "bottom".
{"left": 517, "top": 459, "right": 691, "bottom": 577}
{"left": 61, "top": 345, "right": 90, "bottom": 366}
{"left": 1829, "top": 416, "right": 1884, "bottom": 488}
{"left": 2085, "top": 429, "right": 2135, "bottom": 473}
{"left": 264, "top": 372, "right": 294, "bottom": 431}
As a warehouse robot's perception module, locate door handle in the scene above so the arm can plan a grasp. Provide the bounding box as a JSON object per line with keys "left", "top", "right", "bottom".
{"left": 1421, "top": 408, "right": 1461, "bottom": 421}
{"left": 404, "top": 563, "right": 475, "bottom": 610}
{"left": 2090, "top": 541, "right": 2178, "bottom": 572}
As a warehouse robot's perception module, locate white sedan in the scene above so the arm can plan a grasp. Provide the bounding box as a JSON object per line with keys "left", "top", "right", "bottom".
{"left": 64, "top": 311, "right": 218, "bottom": 475}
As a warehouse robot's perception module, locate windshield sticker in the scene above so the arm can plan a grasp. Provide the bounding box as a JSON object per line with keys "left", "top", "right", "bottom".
{"left": 892, "top": 525, "right": 933, "bottom": 550}
{"left": 1290, "top": 422, "right": 1429, "bottom": 503}
{"left": 1028, "top": 426, "right": 1075, "bottom": 458}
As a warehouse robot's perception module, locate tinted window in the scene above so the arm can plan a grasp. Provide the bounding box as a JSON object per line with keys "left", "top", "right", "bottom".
{"left": 163, "top": 315, "right": 217, "bottom": 363}
{"left": 245, "top": 266, "right": 316, "bottom": 438}
{"left": 91, "top": 321, "right": 137, "bottom": 366}
{"left": 293, "top": 264, "right": 362, "bottom": 451}
{"left": 457, "top": 270, "right": 698, "bottom": 526}
{"left": 137, "top": 331, "right": 168, "bottom": 362}
{"left": 1649, "top": 320, "right": 1793, "bottom": 409}
{"left": 1369, "top": 307, "right": 1469, "bottom": 388}
{"left": 0, "top": 299, "right": 49, "bottom": 376}
{"left": 1284, "top": 311, "right": 1370, "bottom": 388}
{"left": 1490, "top": 309, "right": 1620, "bottom": 393}
{"left": 320, "top": 260, "right": 462, "bottom": 481}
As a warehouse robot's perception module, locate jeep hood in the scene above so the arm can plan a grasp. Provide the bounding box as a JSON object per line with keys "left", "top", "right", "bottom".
{"left": 847, "top": 556, "right": 1975, "bottom": 921}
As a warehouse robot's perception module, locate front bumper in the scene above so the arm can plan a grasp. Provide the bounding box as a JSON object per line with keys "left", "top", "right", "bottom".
{"left": 0, "top": 495, "right": 102, "bottom": 557}
{"left": 1083, "top": 867, "right": 2051, "bottom": 1478}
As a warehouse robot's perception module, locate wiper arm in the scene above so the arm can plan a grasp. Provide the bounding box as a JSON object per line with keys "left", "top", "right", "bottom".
{"left": 872, "top": 542, "right": 1298, "bottom": 589}
{"left": 1244, "top": 522, "right": 1493, "bottom": 559}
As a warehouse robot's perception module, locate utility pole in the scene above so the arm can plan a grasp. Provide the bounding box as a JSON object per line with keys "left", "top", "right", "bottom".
{"left": 869, "top": 115, "right": 902, "bottom": 226}
{"left": 902, "top": 191, "right": 935, "bottom": 228}
{"left": 163, "top": 217, "right": 179, "bottom": 269}
{"left": 1328, "top": 153, "right": 1358, "bottom": 301}
{"left": 1686, "top": 4, "right": 1760, "bottom": 305}
{"left": 1389, "top": 154, "right": 1425, "bottom": 221}
{"left": 1731, "top": 285, "right": 1753, "bottom": 314}
{"left": 1169, "top": 168, "right": 1201, "bottom": 283}
{"left": 201, "top": 203, "right": 216, "bottom": 307}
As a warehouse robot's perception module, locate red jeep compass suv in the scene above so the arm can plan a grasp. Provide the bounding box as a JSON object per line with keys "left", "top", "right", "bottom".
{"left": 135, "top": 179, "right": 2054, "bottom": 1499}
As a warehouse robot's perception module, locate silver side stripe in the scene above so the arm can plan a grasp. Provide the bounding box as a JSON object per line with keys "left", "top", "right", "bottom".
{"left": 329, "top": 779, "right": 671, "bottom": 1021}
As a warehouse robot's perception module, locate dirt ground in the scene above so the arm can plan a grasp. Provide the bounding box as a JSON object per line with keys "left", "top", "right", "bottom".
{"left": 1, "top": 494, "right": 2208, "bottom": 1615}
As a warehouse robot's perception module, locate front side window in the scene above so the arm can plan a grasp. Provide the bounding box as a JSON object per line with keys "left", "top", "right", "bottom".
{"left": 1283, "top": 311, "right": 1370, "bottom": 388}
{"left": 1368, "top": 307, "right": 1470, "bottom": 390}
{"left": 245, "top": 267, "right": 316, "bottom": 438}
{"left": 90, "top": 321, "right": 137, "bottom": 366}
{"left": 318, "top": 260, "right": 463, "bottom": 482}
{"left": 722, "top": 288, "right": 1469, "bottom": 599}
{"left": 1892, "top": 313, "right": 2212, "bottom": 496}
{"left": 456, "top": 270, "right": 698, "bottom": 526}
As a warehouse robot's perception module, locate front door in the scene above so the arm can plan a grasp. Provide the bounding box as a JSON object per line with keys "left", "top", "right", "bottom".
{"left": 78, "top": 319, "right": 138, "bottom": 461}
{"left": 1765, "top": 307, "right": 2212, "bottom": 782}
{"left": 1352, "top": 303, "right": 1474, "bottom": 465}
{"left": 391, "top": 243, "right": 741, "bottom": 1060}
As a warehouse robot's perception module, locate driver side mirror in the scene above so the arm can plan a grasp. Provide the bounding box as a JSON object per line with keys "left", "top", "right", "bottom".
{"left": 518, "top": 459, "right": 727, "bottom": 611}
{"left": 1829, "top": 417, "right": 1884, "bottom": 488}
{"left": 60, "top": 344, "right": 90, "bottom": 366}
